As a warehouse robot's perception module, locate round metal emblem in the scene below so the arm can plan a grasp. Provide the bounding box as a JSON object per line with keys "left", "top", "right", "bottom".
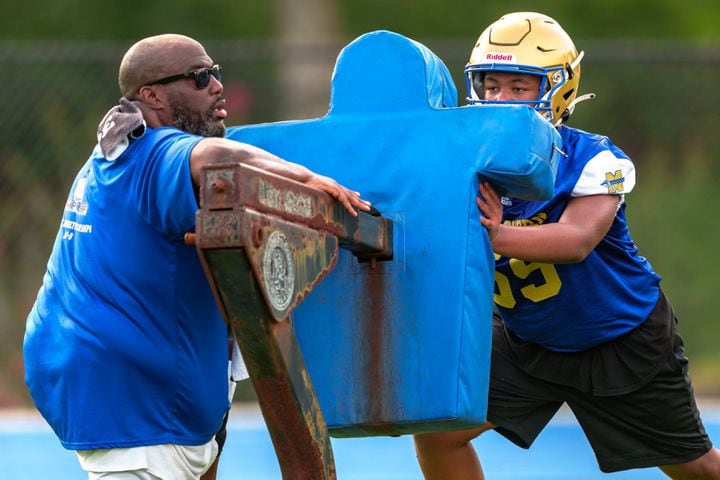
{"left": 262, "top": 230, "right": 295, "bottom": 312}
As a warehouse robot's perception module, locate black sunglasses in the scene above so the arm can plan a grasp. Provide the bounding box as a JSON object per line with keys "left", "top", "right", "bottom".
{"left": 146, "top": 64, "right": 222, "bottom": 89}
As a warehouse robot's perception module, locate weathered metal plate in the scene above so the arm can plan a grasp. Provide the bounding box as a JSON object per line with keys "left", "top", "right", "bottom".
{"left": 199, "top": 163, "right": 392, "bottom": 261}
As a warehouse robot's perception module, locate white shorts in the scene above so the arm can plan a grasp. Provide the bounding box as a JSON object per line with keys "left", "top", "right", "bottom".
{"left": 76, "top": 439, "right": 218, "bottom": 480}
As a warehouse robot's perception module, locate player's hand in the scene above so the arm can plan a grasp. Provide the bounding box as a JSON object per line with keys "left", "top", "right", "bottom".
{"left": 476, "top": 181, "right": 503, "bottom": 242}
{"left": 305, "top": 174, "right": 372, "bottom": 217}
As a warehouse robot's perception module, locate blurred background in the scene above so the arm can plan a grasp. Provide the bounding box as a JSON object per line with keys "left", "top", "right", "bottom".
{"left": 0, "top": 0, "right": 718, "bottom": 408}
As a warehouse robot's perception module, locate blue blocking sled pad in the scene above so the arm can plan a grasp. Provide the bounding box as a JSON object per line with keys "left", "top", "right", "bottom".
{"left": 226, "top": 30, "right": 560, "bottom": 437}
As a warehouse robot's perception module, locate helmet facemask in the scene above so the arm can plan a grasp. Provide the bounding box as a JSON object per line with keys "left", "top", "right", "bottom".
{"left": 466, "top": 64, "right": 562, "bottom": 123}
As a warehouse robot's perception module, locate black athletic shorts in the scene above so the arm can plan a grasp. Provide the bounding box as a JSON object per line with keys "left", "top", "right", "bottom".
{"left": 488, "top": 291, "right": 713, "bottom": 473}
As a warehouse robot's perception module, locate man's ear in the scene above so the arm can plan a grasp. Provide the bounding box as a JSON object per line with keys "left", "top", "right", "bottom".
{"left": 137, "top": 85, "right": 165, "bottom": 110}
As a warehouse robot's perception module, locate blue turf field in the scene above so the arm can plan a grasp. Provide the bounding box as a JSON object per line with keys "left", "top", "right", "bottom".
{"left": 3, "top": 403, "right": 718, "bottom": 479}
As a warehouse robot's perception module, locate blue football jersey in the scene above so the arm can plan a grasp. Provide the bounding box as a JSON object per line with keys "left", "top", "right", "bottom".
{"left": 23, "top": 127, "right": 229, "bottom": 450}
{"left": 494, "top": 126, "right": 661, "bottom": 352}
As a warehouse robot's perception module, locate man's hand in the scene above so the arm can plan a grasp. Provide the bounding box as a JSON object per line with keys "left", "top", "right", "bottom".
{"left": 476, "top": 181, "right": 503, "bottom": 241}
{"left": 306, "top": 173, "right": 372, "bottom": 217}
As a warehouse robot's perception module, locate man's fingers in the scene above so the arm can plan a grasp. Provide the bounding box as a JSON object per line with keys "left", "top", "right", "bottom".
{"left": 308, "top": 176, "right": 371, "bottom": 216}
{"left": 339, "top": 194, "right": 358, "bottom": 216}
{"left": 354, "top": 197, "right": 372, "bottom": 211}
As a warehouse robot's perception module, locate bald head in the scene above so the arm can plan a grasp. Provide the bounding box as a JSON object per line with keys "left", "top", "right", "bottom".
{"left": 118, "top": 34, "right": 211, "bottom": 98}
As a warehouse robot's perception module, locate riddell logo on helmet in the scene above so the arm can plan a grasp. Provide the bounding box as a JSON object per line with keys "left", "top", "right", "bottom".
{"left": 486, "top": 53, "right": 515, "bottom": 62}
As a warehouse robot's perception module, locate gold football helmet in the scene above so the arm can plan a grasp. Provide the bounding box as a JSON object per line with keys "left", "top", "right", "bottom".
{"left": 465, "top": 12, "right": 593, "bottom": 125}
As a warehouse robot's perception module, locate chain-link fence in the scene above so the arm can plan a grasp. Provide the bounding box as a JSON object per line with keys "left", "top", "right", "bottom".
{"left": 1, "top": 39, "right": 719, "bottom": 406}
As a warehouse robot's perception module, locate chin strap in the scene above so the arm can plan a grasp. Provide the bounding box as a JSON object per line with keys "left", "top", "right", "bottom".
{"left": 556, "top": 92, "right": 596, "bottom": 126}
{"left": 568, "top": 92, "right": 596, "bottom": 114}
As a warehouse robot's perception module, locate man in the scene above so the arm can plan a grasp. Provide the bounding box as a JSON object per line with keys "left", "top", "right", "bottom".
{"left": 413, "top": 12, "right": 720, "bottom": 479}
{"left": 23, "top": 34, "right": 370, "bottom": 479}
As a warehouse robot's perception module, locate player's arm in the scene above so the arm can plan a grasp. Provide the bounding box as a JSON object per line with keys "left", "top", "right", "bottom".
{"left": 190, "top": 137, "right": 371, "bottom": 216}
{"left": 477, "top": 181, "right": 620, "bottom": 264}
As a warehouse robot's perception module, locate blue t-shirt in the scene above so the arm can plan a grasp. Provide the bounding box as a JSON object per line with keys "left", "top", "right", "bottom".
{"left": 23, "top": 127, "right": 230, "bottom": 450}
{"left": 494, "top": 126, "right": 661, "bottom": 352}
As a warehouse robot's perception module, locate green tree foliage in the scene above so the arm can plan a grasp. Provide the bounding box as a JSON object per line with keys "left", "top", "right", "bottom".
{"left": 2, "top": 0, "right": 719, "bottom": 41}
{"left": 0, "top": 0, "right": 273, "bottom": 40}
{"left": 337, "top": 0, "right": 720, "bottom": 40}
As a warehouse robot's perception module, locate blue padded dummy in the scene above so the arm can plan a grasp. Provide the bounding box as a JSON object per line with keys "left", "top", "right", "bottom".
{"left": 226, "top": 30, "right": 561, "bottom": 437}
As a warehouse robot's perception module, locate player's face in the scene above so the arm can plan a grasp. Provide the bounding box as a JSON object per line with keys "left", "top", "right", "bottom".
{"left": 481, "top": 72, "right": 542, "bottom": 102}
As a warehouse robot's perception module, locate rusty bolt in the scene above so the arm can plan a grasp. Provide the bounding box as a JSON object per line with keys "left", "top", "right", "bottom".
{"left": 210, "top": 179, "right": 227, "bottom": 193}
{"left": 253, "top": 226, "right": 264, "bottom": 248}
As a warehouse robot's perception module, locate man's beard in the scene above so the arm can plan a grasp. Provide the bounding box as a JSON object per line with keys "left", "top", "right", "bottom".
{"left": 170, "top": 97, "right": 226, "bottom": 138}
